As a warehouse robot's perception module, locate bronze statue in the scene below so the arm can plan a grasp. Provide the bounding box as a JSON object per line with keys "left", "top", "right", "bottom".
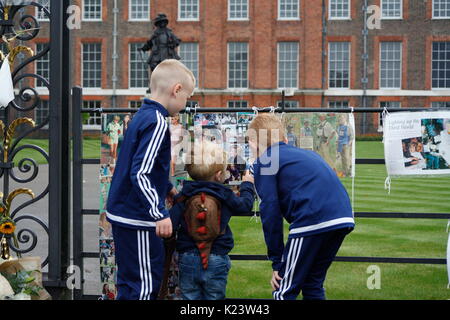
{"left": 141, "top": 13, "right": 181, "bottom": 71}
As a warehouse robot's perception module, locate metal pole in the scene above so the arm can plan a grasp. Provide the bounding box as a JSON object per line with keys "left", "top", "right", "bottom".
{"left": 72, "top": 86, "right": 83, "bottom": 300}
{"left": 79, "top": 106, "right": 436, "bottom": 115}
{"left": 48, "top": 0, "right": 71, "bottom": 298}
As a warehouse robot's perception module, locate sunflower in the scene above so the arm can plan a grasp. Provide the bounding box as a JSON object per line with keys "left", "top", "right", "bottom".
{"left": 0, "top": 219, "right": 15, "bottom": 235}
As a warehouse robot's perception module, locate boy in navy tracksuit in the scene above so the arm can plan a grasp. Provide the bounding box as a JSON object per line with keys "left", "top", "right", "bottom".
{"left": 170, "top": 141, "right": 255, "bottom": 300}
{"left": 106, "top": 60, "right": 195, "bottom": 300}
{"left": 248, "top": 114, "right": 355, "bottom": 300}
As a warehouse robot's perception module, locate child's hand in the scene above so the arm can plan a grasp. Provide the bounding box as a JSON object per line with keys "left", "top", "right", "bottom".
{"left": 242, "top": 170, "right": 254, "bottom": 184}
{"left": 271, "top": 271, "right": 282, "bottom": 290}
{"left": 166, "top": 187, "right": 178, "bottom": 207}
{"left": 156, "top": 217, "right": 173, "bottom": 238}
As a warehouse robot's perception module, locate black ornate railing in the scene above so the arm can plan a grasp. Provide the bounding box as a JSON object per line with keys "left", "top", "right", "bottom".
{"left": 0, "top": 0, "right": 71, "bottom": 298}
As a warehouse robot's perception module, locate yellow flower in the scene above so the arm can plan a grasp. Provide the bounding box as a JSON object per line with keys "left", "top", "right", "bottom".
{"left": 0, "top": 222, "right": 15, "bottom": 235}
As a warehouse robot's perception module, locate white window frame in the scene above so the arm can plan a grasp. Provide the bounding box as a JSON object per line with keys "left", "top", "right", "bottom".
{"left": 228, "top": 100, "right": 249, "bottom": 108}
{"left": 227, "top": 42, "right": 249, "bottom": 89}
{"left": 129, "top": 43, "right": 149, "bottom": 89}
{"left": 431, "top": 41, "right": 450, "bottom": 89}
{"left": 81, "top": 42, "right": 102, "bottom": 89}
{"left": 179, "top": 42, "right": 199, "bottom": 88}
{"left": 228, "top": 0, "right": 249, "bottom": 21}
{"left": 277, "top": 100, "right": 299, "bottom": 108}
{"left": 278, "top": 0, "right": 300, "bottom": 21}
{"left": 277, "top": 42, "right": 299, "bottom": 89}
{"left": 380, "top": 0, "right": 403, "bottom": 20}
{"left": 83, "top": 0, "right": 103, "bottom": 22}
{"left": 328, "top": 42, "right": 351, "bottom": 89}
{"left": 35, "top": 0, "right": 50, "bottom": 21}
{"left": 379, "top": 42, "right": 402, "bottom": 89}
{"left": 83, "top": 100, "right": 102, "bottom": 130}
{"left": 328, "top": 0, "right": 351, "bottom": 20}
{"left": 129, "top": 0, "right": 151, "bottom": 21}
{"left": 178, "top": 0, "right": 200, "bottom": 21}
{"left": 328, "top": 101, "right": 349, "bottom": 108}
{"left": 35, "top": 100, "right": 49, "bottom": 129}
{"left": 129, "top": 100, "right": 142, "bottom": 108}
{"left": 35, "top": 43, "right": 50, "bottom": 89}
{"left": 432, "top": 0, "right": 450, "bottom": 19}
{"left": 431, "top": 101, "right": 450, "bottom": 108}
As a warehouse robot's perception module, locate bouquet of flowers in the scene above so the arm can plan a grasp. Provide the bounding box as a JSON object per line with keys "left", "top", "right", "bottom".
{"left": 0, "top": 257, "right": 51, "bottom": 300}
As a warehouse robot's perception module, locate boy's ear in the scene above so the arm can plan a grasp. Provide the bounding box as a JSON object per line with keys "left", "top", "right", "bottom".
{"left": 214, "top": 170, "right": 223, "bottom": 182}
{"left": 173, "top": 83, "right": 183, "bottom": 95}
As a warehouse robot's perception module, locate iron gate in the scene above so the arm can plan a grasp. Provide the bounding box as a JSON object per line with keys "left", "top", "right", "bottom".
{"left": 0, "top": 0, "right": 71, "bottom": 298}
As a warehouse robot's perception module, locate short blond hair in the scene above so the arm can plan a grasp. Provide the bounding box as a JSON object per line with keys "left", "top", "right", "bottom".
{"left": 248, "top": 113, "right": 286, "bottom": 156}
{"left": 150, "top": 59, "right": 196, "bottom": 93}
{"left": 186, "top": 140, "right": 227, "bottom": 181}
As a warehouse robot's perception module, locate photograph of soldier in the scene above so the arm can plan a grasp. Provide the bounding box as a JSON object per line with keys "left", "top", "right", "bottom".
{"left": 337, "top": 115, "right": 354, "bottom": 177}
{"left": 314, "top": 113, "right": 337, "bottom": 171}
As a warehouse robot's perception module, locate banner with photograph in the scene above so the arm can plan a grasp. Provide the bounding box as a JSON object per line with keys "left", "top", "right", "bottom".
{"left": 100, "top": 113, "right": 183, "bottom": 300}
{"left": 99, "top": 113, "right": 133, "bottom": 300}
{"left": 191, "top": 113, "right": 256, "bottom": 185}
{"left": 383, "top": 112, "right": 450, "bottom": 176}
{"left": 282, "top": 112, "right": 356, "bottom": 178}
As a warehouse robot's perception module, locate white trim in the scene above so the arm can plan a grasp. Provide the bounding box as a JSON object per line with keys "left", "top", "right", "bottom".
{"left": 432, "top": 0, "right": 450, "bottom": 19}
{"left": 277, "top": 0, "right": 300, "bottom": 20}
{"left": 328, "top": 41, "right": 351, "bottom": 89}
{"left": 106, "top": 211, "right": 156, "bottom": 228}
{"left": 380, "top": 0, "right": 403, "bottom": 20}
{"left": 31, "top": 87, "right": 450, "bottom": 97}
{"left": 228, "top": 0, "right": 249, "bottom": 20}
{"left": 35, "top": 0, "right": 50, "bottom": 21}
{"left": 129, "top": 42, "right": 149, "bottom": 89}
{"left": 274, "top": 237, "right": 303, "bottom": 300}
{"left": 289, "top": 217, "right": 355, "bottom": 235}
{"left": 137, "top": 112, "right": 167, "bottom": 220}
{"left": 379, "top": 41, "right": 402, "bottom": 90}
{"left": 328, "top": 0, "right": 351, "bottom": 20}
{"left": 83, "top": 124, "right": 101, "bottom": 130}
{"left": 277, "top": 41, "right": 299, "bottom": 90}
{"left": 82, "top": 0, "right": 103, "bottom": 22}
{"left": 178, "top": 0, "right": 200, "bottom": 21}
{"left": 227, "top": 42, "right": 249, "bottom": 90}
{"left": 128, "top": 0, "right": 151, "bottom": 21}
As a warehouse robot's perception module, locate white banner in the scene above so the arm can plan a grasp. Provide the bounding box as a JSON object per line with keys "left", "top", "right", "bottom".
{"left": 383, "top": 112, "right": 450, "bottom": 176}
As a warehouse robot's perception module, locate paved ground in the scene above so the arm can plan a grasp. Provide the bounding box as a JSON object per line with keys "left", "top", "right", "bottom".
{"left": 2, "top": 162, "right": 188, "bottom": 297}
{"left": 2, "top": 164, "right": 103, "bottom": 296}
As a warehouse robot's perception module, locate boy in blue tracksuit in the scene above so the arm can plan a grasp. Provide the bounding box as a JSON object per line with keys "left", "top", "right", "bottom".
{"left": 248, "top": 113, "right": 355, "bottom": 300}
{"left": 169, "top": 141, "right": 255, "bottom": 300}
{"left": 106, "top": 59, "right": 195, "bottom": 300}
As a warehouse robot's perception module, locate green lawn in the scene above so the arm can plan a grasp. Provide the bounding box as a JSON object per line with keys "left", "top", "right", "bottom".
{"left": 10, "top": 138, "right": 100, "bottom": 165}
{"left": 11, "top": 138, "right": 450, "bottom": 299}
{"left": 227, "top": 140, "right": 450, "bottom": 300}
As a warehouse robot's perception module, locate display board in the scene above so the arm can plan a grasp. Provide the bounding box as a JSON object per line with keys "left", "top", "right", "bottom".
{"left": 282, "top": 112, "right": 356, "bottom": 178}
{"left": 383, "top": 112, "right": 450, "bottom": 176}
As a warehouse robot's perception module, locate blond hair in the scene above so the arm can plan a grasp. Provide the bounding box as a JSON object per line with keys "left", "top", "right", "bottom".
{"left": 186, "top": 140, "right": 227, "bottom": 181}
{"left": 150, "top": 59, "right": 196, "bottom": 93}
{"left": 248, "top": 113, "right": 286, "bottom": 156}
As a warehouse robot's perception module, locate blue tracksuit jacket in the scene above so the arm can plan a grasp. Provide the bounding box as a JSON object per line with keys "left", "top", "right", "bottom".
{"left": 253, "top": 142, "right": 355, "bottom": 270}
{"left": 106, "top": 99, "right": 173, "bottom": 230}
{"left": 170, "top": 180, "right": 255, "bottom": 255}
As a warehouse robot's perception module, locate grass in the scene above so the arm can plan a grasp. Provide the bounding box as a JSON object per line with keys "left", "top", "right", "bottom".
{"left": 226, "top": 140, "right": 450, "bottom": 300}
{"left": 10, "top": 138, "right": 101, "bottom": 165}
{"left": 10, "top": 138, "right": 450, "bottom": 299}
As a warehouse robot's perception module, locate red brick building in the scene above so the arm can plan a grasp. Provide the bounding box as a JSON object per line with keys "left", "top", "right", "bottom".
{"left": 15, "top": 0, "right": 450, "bottom": 132}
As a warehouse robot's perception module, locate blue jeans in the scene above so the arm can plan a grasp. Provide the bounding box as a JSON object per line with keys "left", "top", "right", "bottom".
{"left": 178, "top": 251, "right": 231, "bottom": 300}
